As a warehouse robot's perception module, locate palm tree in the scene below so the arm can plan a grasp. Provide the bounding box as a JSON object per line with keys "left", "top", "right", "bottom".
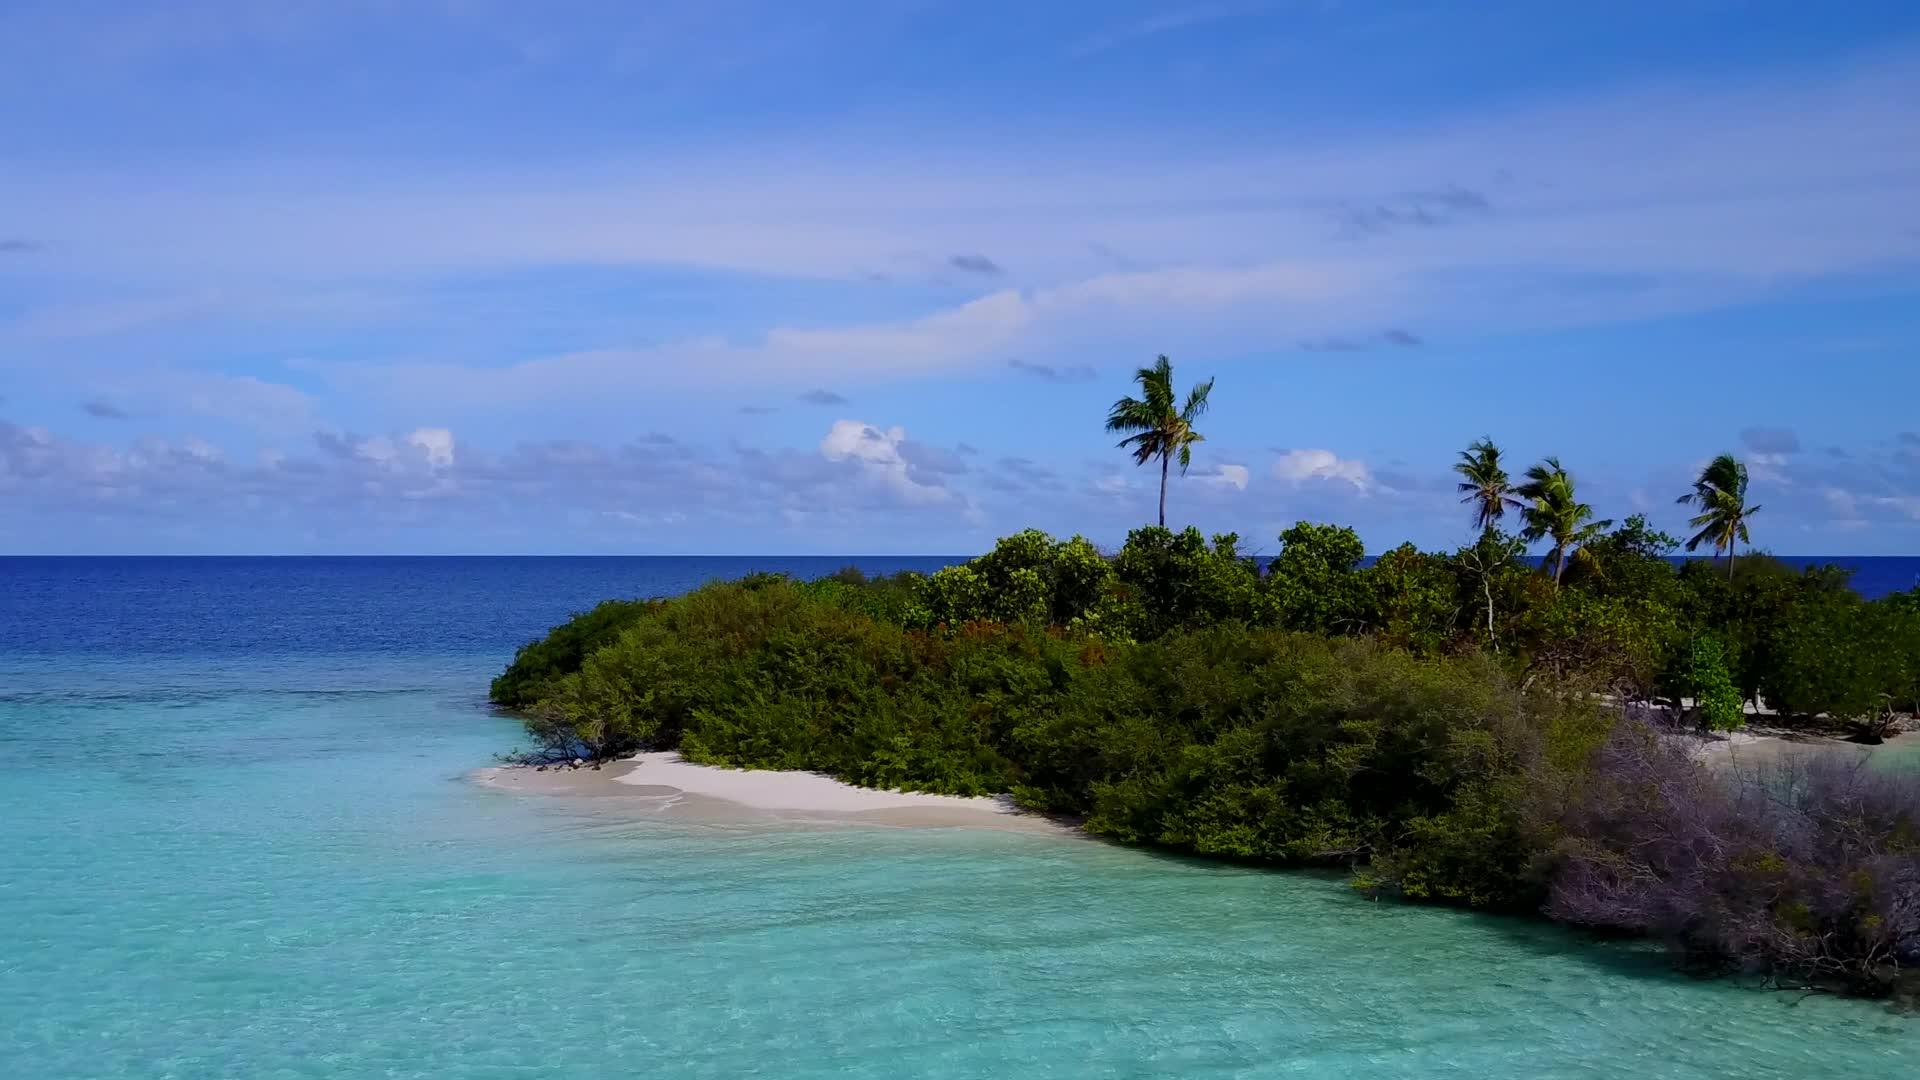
{"left": 1105, "top": 355, "right": 1214, "bottom": 527}
{"left": 1453, "top": 437, "right": 1522, "bottom": 533}
{"left": 1516, "top": 456, "right": 1612, "bottom": 585}
{"left": 1676, "top": 453, "right": 1759, "bottom": 580}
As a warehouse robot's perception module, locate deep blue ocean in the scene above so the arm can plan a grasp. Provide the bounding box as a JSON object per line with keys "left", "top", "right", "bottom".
{"left": 2, "top": 556, "right": 1916, "bottom": 1079}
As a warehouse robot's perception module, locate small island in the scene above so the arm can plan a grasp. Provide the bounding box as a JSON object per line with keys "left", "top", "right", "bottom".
{"left": 490, "top": 360, "right": 1920, "bottom": 1001}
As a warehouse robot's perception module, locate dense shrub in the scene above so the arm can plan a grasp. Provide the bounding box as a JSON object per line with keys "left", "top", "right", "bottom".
{"left": 913, "top": 530, "right": 1111, "bottom": 628}
{"left": 1524, "top": 590, "right": 1681, "bottom": 698}
{"left": 1762, "top": 587, "right": 1902, "bottom": 724}
{"left": 1548, "top": 723, "right": 1920, "bottom": 993}
{"left": 1682, "top": 635, "right": 1745, "bottom": 732}
{"left": 796, "top": 566, "right": 926, "bottom": 625}
{"left": 1357, "top": 543, "right": 1460, "bottom": 656}
{"left": 516, "top": 578, "right": 1608, "bottom": 906}
{"left": 1676, "top": 556, "right": 1831, "bottom": 705}
{"left": 1104, "top": 526, "right": 1265, "bottom": 639}
{"left": 490, "top": 598, "right": 657, "bottom": 708}
{"left": 1264, "top": 522, "right": 1366, "bottom": 633}
{"left": 1883, "top": 591, "right": 1920, "bottom": 718}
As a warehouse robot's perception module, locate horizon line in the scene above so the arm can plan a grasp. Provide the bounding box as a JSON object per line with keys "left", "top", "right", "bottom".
{"left": 2, "top": 552, "right": 1916, "bottom": 560}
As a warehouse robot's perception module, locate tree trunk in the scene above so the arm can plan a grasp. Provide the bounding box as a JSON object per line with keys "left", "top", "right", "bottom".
{"left": 1727, "top": 537, "right": 1736, "bottom": 581}
{"left": 1553, "top": 544, "right": 1567, "bottom": 585}
{"left": 1158, "top": 452, "right": 1169, "bottom": 527}
{"left": 1484, "top": 573, "right": 1496, "bottom": 644}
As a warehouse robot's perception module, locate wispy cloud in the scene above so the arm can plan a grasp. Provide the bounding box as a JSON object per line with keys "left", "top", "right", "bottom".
{"left": 988, "top": 455, "right": 1065, "bottom": 493}
{"left": 0, "top": 238, "right": 34, "bottom": 253}
{"left": 11, "top": 55, "right": 1916, "bottom": 339}
{"left": 8, "top": 293, "right": 228, "bottom": 339}
{"left": 799, "top": 389, "right": 849, "bottom": 406}
{"left": 1069, "top": 4, "right": 1269, "bottom": 59}
{"left": 81, "top": 399, "right": 129, "bottom": 419}
{"left": 5, "top": 43, "right": 1920, "bottom": 462}
{"left": 1334, "top": 186, "right": 1493, "bottom": 235}
{"left": 1298, "top": 337, "right": 1366, "bottom": 353}
{"left": 947, "top": 253, "right": 1004, "bottom": 276}
{"left": 1740, "top": 426, "right": 1801, "bottom": 456}
{"left": 1299, "top": 329, "right": 1424, "bottom": 352}
{"left": 1731, "top": 429, "right": 1920, "bottom": 534}
{"left": 1008, "top": 358, "right": 1098, "bottom": 383}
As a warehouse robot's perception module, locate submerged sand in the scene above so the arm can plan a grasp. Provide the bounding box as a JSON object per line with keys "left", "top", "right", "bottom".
{"left": 473, "top": 752, "right": 1073, "bottom": 835}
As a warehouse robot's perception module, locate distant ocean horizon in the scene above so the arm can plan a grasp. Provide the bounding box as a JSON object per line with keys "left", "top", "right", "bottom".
{"left": 4, "top": 551, "right": 1915, "bottom": 604}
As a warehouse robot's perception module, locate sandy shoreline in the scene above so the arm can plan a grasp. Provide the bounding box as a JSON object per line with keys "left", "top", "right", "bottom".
{"left": 473, "top": 751, "right": 1074, "bottom": 835}
{"left": 478, "top": 732, "right": 1910, "bottom": 832}
{"left": 1687, "top": 728, "right": 1909, "bottom": 771}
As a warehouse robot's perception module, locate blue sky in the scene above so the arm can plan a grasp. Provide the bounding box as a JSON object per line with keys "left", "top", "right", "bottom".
{"left": 2, "top": 0, "right": 1919, "bottom": 555}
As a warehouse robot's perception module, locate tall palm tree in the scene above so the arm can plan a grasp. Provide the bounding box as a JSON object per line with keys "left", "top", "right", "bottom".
{"left": 1105, "top": 355, "right": 1214, "bottom": 527}
{"left": 1676, "top": 453, "right": 1760, "bottom": 580}
{"left": 1453, "top": 437, "right": 1522, "bottom": 533}
{"left": 1516, "top": 456, "right": 1612, "bottom": 585}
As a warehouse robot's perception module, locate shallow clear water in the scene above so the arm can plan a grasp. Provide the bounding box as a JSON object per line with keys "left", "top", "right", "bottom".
{"left": 2, "top": 558, "right": 1915, "bottom": 1078}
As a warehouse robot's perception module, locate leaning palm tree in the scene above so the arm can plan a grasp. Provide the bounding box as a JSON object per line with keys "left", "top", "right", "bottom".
{"left": 1516, "top": 456, "right": 1612, "bottom": 585}
{"left": 1453, "top": 437, "right": 1523, "bottom": 533}
{"left": 1105, "top": 355, "right": 1214, "bottom": 527}
{"left": 1676, "top": 453, "right": 1759, "bottom": 580}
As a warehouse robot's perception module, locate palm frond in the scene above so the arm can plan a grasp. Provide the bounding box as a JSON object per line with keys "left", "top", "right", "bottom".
{"left": 1181, "top": 378, "right": 1214, "bottom": 423}
{"left": 1104, "top": 396, "right": 1154, "bottom": 434}
{"left": 1676, "top": 454, "right": 1757, "bottom": 558}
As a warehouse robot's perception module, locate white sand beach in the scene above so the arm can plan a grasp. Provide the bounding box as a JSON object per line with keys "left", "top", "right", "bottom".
{"left": 1688, "top": 729, "right": 1900, "bottom": 772}
{"left": 474, "top": 751, "right": 1073, "bottom": 835}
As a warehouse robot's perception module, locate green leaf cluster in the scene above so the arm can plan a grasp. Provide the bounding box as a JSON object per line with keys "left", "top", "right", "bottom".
{"left": 1683, "top": 635, "right": 1745, "bottom": 732}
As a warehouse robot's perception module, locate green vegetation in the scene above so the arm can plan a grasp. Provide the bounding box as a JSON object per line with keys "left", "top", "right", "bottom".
{"left": 489, "top": 415, "right": 1920, "bottom": 996}
{"left": 490, "top": 598, "right": 657, "bottom": 708}
{"left": 506, "top": 569, "right": 1601, "bottom": 911}
{"left": 1683, "top": 635, "right": 1745, "bottom": 732}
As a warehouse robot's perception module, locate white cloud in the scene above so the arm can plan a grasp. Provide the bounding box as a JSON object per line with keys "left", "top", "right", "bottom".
{"left": 407, "top": 427, "right": 456, "bottom": 469}
{"left": 0, "top": 414, "right": 990, "bottom": 551}
{"left": 177, "top": 436, "right": 222, "bottom": 464}
{"left": 1195, "top": 462, "right": 1250, "bottom": 492}
{"left": 1272, "top": 449, "right": 1372, "bottom": 492}
{"left": 817, "top": 419, "right": 955, "bottom": 506}
{"left": 335, "top": 427, "right": 456, "bottom": 472}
